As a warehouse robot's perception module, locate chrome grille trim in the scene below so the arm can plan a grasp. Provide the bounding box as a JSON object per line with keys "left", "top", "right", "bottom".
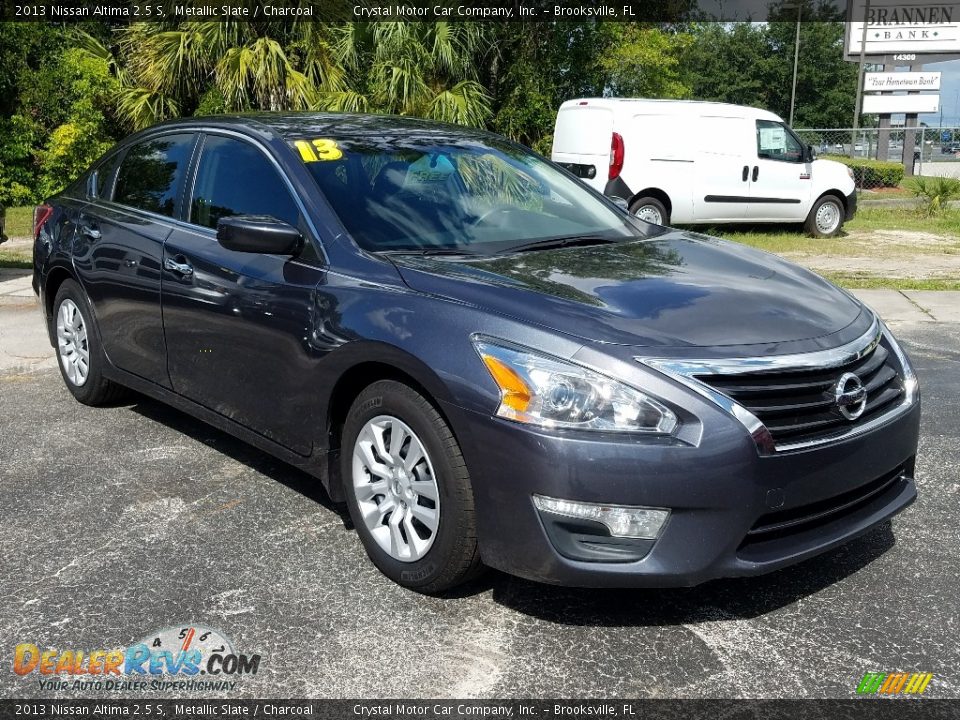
{"left": 637, "top": 317, "right": 918, "bottom": 454}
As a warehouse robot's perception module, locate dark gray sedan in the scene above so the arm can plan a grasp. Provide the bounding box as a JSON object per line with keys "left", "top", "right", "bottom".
{"left": 32, "top": 113, "right": 920, "bottom": 593}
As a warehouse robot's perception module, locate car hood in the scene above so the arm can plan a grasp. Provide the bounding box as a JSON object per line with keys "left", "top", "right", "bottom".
{"left": 389, "top": 230, "right": 866, "bottom": 350}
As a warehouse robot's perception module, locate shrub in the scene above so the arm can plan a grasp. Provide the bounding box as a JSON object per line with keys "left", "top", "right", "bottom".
{"left": 907, "top": 175, "right": 960, "bottom": 216}
{"left": 821, "top": 155, "right": 904, "bottom": 188}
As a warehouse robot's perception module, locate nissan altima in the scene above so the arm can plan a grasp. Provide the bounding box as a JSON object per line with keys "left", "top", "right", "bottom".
{"left": 32, "top": 113, "right": 920, "bottom": 593}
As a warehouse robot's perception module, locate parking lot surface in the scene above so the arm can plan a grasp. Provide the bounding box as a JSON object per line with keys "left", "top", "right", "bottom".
{"left": 1, "top": 298, "right": 958, "bottom": 699}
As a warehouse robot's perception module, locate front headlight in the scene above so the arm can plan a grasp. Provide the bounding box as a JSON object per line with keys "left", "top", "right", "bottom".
{"left": 474, "top": 340, "right": 678, "bottom": 434}
{"left": 846, "top": 166, "right": 855, "bottom": 180}
{"left": 880, "top": 321, "right": 919, "bottom": 403}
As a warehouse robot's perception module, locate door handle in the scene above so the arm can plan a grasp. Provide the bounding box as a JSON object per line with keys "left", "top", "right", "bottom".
{"left": 742, "top": 165, "right": 749, "bottom": 182}
{"left": 752, "top": 165, "right": 759, "bottom": 182}
{"left": 164, "top": 257, "right": 193, "bottom": 277}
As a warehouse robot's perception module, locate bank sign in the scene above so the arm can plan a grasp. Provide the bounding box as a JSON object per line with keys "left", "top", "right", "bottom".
{"left": 847, "top": 2, "right": 960, "bottom": 56}
{"left": 864, "top": 71, "right": 942, "bottom": 90}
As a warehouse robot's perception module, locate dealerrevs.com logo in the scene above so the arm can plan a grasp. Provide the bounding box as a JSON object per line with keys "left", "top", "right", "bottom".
{"left": 856, "top": 672, "right": 934, "bottom": 696}
{"left": 12, "top": 625, "right": 261, "bottom": 692}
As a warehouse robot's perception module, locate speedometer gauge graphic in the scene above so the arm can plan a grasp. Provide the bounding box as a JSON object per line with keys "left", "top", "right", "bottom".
{"left": 136, "top": 625, "right": 234, "bottom": 658}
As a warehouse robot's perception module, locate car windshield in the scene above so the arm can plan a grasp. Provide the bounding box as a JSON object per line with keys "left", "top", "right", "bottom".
{"left": 293, "top": 134, "right": 643, "bottom": 253}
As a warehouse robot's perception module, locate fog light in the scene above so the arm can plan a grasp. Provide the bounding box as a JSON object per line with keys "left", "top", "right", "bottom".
{"left": 533, "top": 495, "right": 669, "bottom": 539}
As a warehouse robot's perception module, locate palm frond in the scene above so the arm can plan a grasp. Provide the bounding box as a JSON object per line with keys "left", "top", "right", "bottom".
{"left": 116, "top": 86, "right": 180, "bottom": 130}
{"left": 427, "top": 80, "right": 491, "bottom": 127}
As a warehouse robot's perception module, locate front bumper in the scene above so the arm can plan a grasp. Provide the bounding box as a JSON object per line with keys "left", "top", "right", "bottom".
{"left": 845, "top": 189, "right": 858, "bottom": 221}
{"left": 450, "top": 398, "right": 919, "bottom": 588}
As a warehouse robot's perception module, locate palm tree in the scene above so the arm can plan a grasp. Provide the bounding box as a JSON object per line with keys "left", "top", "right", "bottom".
{"left": 322, "top": 22, "right": 492, "bottom": 126}
{"left": 78, "top": 19, "right": 493, "bottom": 132}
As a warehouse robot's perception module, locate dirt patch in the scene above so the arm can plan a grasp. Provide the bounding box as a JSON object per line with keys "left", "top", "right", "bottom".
{"left": 2, "top": 236, "right": 32, "bottom": 253}
{"left": 784, "top": 229, "right": 960, "bottom": 279}
{"left": 790, "top": 255, "right": 960, "bottom": 279}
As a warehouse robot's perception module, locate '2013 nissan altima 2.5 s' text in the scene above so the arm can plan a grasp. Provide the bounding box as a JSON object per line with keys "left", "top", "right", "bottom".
{"left": 32, "top": 113, "right": 920, "bottom": 593}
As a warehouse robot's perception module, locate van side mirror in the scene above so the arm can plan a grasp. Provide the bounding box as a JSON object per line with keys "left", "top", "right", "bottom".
{"left": 804, "top": 144, "right": 817, "bottom": 163}
{"left": 217, "top": 215, "right": 303, "bottom": 255}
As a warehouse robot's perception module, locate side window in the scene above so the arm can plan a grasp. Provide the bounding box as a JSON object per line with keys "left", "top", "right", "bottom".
{"left": 94, "top": 154, "right": 119, "bottom": 200}
{"left": 190, "top": 135, "right": 300, "bottom": 230}
{"left": 756, "top": 120, "right": 804, "bottom": 163}
{"left": 114, "top": 134, "right": 195, "bottom": 216}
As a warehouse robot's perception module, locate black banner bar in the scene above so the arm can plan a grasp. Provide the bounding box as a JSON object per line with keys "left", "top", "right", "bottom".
{"left": 1, "top": 700, "right": 960, "bottom": 720}
{"left": 0, "top": 0, "right": 860, "bottom": 24}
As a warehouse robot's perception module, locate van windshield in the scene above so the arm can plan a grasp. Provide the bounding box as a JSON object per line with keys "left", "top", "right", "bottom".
{"left": 294, "top": 135, "right": 642, "bottom": 254}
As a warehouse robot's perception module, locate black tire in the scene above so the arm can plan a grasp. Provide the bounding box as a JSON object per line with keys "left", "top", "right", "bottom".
{"left": 804, "top": 195, "right": 845, "bottom": 238}
{"left": 341, "top": 380, "right": 483, "bottom": 593}
{"left": 629, "top": 196, "right": 670, "bottom": 226}
{"left": 51, "top": 279, "right": 128, "bottom": 406}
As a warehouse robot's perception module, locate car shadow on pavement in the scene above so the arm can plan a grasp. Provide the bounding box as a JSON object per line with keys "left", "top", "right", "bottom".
{"left": 482, "top": 523, "right": 896, "bottom": 624}
{"left": 125, "top": 392, "right": 896, "bottom": 622}
{"left": 127, "top": 395, "right": 353, "bottom": 527}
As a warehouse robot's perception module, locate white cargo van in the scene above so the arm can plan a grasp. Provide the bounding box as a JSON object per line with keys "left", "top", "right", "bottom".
{"left": 551, "top": 98, "right": 857, "bottom": 237}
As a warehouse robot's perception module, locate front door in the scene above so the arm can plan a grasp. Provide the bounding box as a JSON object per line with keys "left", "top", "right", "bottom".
{"left": 749, "top": 120, "right": 812, "bottom": 221}
{"left": 161, "top": 133, "right": 327, "bottom": 455}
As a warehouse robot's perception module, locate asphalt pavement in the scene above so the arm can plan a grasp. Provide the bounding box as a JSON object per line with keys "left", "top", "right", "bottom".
{"left": 1, "top": 284, "right": 958, "bottom": 699}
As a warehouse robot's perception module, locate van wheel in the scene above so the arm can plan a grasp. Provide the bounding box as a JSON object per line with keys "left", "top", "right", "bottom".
{"left": 341, "top": 380, "right": 484, "bottom": 594}
{"left": 805, "top": 195, "right": 845, "bottom": 237}
{"left": 630, "top": 197, "right": 669, "bottom": 226}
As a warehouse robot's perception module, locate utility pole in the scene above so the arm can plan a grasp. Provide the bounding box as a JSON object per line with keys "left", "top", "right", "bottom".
{"left": 789, "top": 3, "right": 802, "bottom": 126}
{"left": 851, "top": 0, "right": 871, "bottom": 160}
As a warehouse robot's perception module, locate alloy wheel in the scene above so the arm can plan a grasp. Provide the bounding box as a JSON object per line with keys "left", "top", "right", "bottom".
{"left": 56, "top": 298, "right": 90, "bottom": 386}
{"left": 351, "top": 415, "right": 441, "bottom": 562}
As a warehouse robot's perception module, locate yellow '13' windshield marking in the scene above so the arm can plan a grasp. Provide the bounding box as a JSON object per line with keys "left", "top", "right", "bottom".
{"left": 294, "top": 139, "right": 343, "bottom": 162}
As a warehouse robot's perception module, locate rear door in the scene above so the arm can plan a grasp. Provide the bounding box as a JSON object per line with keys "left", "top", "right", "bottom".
{"left": 74, "top": 132, "right": 198, "bottom": 388}
{"left": 161, "top": 132, "right": 327, "bottom": 455}
{"left": 551, "top": 105, "right": 613, "bottom": 192}
{"left": 749, "top": 119, "right": 812, "bottom": 220}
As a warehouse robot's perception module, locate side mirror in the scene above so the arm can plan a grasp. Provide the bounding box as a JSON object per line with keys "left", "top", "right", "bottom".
{"left": 217, "top": 215, "right": 303, "bottom": 255}
{"left": 804, "top": 144, "right": 817, "bottom": 163}
{"left": 610, "top": 196, "right": 630, "bottom": 213}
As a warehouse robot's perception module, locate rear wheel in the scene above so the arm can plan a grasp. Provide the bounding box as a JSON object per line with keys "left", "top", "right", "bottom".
{"left": 805, "top": 195, "right": 845, "bottom": 237}
{"left": 52, "top": 280, "right": 128, "bottom": 406}
{"left": 341, "top": 380, "right": 483, "bottom": 593}
{"left": 630, "top": 196, "right": 669, "bottom": 226}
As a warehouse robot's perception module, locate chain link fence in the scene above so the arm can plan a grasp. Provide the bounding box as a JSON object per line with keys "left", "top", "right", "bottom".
{"left": 793, "top": 127, "right": 960, "bottom": 190}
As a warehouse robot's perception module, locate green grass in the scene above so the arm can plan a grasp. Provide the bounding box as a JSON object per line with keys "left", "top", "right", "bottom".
{"left": 0, "top": 250, "right": 31, "bottom": 269}
{"left": 683, "top": 205, "right": 960, "bottom": 291}
{"left": 698, "top": 206, "right": 960, "bottom": 253}
{"left": 822, "top": 274, "right": 960, "bottom": 291}
{"left": 848, "top": 206, "right": 960, "bottom": 234}
{"left": 4, "top": 206, "right": 33, "bottom": 238}
{"left": 859, "top": 186, "right": 916, "bottom": 200}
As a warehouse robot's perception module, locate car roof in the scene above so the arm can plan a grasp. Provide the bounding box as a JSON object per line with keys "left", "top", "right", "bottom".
{"left": 144, "top": 112, "right": 497, "bottom": 143}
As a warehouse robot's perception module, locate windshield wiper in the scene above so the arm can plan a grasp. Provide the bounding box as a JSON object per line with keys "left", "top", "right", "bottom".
{"left": 380, "top": 248, "right": 479, "bottom": 257}
{"left": 495, "top": 235, "right": 620, "bottom": 254}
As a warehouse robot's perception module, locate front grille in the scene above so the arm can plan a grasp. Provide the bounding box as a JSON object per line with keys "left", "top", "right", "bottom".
{"left": 696, "top": 341, "right": 904, "bottom": 447}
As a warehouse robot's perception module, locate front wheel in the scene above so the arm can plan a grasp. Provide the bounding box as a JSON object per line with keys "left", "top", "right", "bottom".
{"left": 805, "top": 195, "right": 845, "bottom": 237}
{"left": 341, "top": 380, "right": 483, "bottom": 593}
{"left": 629, "top": 196, "right": 670, "bottom": 226}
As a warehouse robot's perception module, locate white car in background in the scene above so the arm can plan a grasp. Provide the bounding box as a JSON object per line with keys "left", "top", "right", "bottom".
{"left": 551, "top": 98, "right": 857, "bottom": 237}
